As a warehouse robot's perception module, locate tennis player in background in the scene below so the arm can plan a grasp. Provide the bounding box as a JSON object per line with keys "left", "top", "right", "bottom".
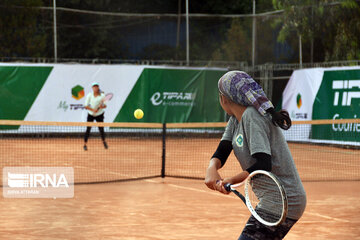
{"left": 83, "top": 82, "right": 108, "bottom": 151}
{"left": 205, "top": 71, "right": 306, "bottom": 239}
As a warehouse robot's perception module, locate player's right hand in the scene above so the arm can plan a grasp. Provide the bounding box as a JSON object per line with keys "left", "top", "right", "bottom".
{"left": 205, "top": 166, "right": 222, "bottom": 191}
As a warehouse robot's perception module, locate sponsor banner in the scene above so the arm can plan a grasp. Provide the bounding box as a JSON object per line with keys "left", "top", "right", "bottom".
{"left": 0, "top": 66, "right": 52, "bottom": 129}
{"left": 312, "top": 70, "right": 360, "bottom": 142}
{"left": 3, "top": 167, "right": 74, "bottom": 198}
{"left": 22, "top": 64, "right": 145, "bottom": 123}
{"left": 0, "top": 64, "right": 227, "bottom": 127}
{"left": 114, "top": 68, "right": 227, "bottom": 123}
{"left": 282, "top": 68, "right": 324, "bottom": 121}
{"left": 282, "top": 66, "right": 360, "bottom": 144}
{"left": 281, "top": 68, "right": 324, "bottom": 142}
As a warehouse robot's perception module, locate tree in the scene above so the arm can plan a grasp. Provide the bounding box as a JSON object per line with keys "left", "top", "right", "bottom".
{"left": 323, "top": 1, "right": 360, "bottom": 61}
{"left": 0, "top": 0, "right": 47, "bottom": 57}
{"left": 55, "top": 0, "right": 121, "bottom": 58}
{"left": 272, "top": 0, "right": 360, "bottom": 62}
{"left": 212, "top": 19, "right": 251, "bottom": 62}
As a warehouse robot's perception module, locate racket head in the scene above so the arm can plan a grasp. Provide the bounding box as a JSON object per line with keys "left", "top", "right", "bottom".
{"left": 103, "top": 93, "right": 113, "bottom": 102}
{"left": 244, "top": 170, "right": 288, "bottom": 226}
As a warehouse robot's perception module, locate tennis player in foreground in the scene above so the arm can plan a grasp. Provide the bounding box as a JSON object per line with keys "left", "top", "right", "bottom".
{"left": 83, "top": 82, "right": 108, "bottom": 151}
{"left": 205, "top": 71, "right": 306, "bottom": 239}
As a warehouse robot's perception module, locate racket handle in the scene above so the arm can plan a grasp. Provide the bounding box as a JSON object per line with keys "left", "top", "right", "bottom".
{"left": 224, "top": 183, "right": 231, "bottom": 192}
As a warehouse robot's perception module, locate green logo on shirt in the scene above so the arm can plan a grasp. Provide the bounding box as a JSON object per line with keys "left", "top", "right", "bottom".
{"left": 236, "top": 134, "right": 243, "bottom": 147}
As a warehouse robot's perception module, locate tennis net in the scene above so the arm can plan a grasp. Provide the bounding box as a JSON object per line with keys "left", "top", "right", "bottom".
{"left": 0, "top": 119, "right": 359, "bottom": 184}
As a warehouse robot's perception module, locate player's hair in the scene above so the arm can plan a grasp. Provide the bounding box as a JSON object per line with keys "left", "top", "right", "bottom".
{"left": 266, "top": 108, "right": 292, "bottom": 130}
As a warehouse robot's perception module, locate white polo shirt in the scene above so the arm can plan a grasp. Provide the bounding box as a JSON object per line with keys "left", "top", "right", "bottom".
{"left": 84, "top": 92, "right": 106, "bottom": 116}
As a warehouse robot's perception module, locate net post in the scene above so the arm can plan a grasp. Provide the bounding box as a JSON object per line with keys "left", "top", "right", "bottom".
{"left": 161, "top": 123, "right": 166, "bottom": 178}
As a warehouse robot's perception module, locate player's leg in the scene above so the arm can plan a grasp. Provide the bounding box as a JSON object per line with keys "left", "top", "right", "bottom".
{"left": 84, "top": 114, "right": 95, "bottom": 150}
{"left": 238, "top": 215, "right": 297, "bottom": 240}
{"left": 95, "top": 113, "right": 107, "bottom": 149}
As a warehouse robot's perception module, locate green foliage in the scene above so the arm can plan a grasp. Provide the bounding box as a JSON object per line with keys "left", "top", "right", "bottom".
{"left": 273, "top": 0, "right": 360, "bottom": 61}
{"left": 0, "top": 0, "right": 46, "bottom": 57}
{"left": 212, "top": 19, "right": 251, "bottom": 62}
{"left": 324, "top": 2, "right": 360, "bottom": 61}
{"left": 272, "top": 0, "right": 324, "bottom": 41}
{"left": 1, "top": 1, "right": 360, "bottom": 63}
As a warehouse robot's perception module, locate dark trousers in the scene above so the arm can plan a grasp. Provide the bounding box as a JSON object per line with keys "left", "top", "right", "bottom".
{"left": 238, "top": 216, "right": 297, "bottom": 240}
{"left": 84, "top": 113, "right": 105, "bottom": 143}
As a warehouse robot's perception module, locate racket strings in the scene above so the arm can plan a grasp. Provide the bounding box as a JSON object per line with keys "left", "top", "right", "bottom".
{"left": 248, "top": 175, "right": 284, "bottom": 223}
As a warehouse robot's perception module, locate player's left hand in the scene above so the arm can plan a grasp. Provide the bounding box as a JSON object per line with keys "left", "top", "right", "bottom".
{"left": 215, "top": 179, "right": 231, "bottom": 195}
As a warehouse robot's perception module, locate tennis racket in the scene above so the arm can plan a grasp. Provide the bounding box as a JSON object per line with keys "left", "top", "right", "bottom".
{"left": 224, "top": 170, "right": 288, "bottom": 227}
{"left": 96, "top": 93, "right": 113, "bottom": 111}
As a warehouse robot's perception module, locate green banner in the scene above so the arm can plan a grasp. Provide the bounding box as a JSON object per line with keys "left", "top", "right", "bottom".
{"left": 312, "top": 70, "right": 360, "bottom": 142}
{"left": 0, "top": 66, "right": 52, "bottom": 129}
{"left": 114, "top": 68, "right": 226, "bottom": 123}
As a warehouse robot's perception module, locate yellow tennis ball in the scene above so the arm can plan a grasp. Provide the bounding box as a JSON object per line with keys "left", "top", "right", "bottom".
{"left": 134, "top": 109, "right": 144, "bottom": 119}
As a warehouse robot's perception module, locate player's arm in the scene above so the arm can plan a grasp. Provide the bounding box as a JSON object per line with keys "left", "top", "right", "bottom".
{"left": 85, "top": 106, "right": 95, "bottom": 111}
{"left": 223, "top": 152, "right": 272, "bottom": 185}
{"left": 205, "top": 158, "right": 222, "bottom": 191}
{"left": 98, "top": 95, "right": 107, "bottom": 109}
{"left": 84, "top": 94, "right": 97, "bottom": 112}
{"left": 205, "top": 140, "right": 232, "bottom": 191}
{"left": 99, "top": 103, "right": 107, "bottom": 109}
{"left": 85, "top": 106, "right": 97, "bottom": 112}
{"left": 84, "top": 94, "right": 92, "bottom": 110}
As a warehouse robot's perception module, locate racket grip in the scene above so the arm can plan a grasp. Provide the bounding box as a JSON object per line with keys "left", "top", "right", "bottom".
{"left": 224, "top": 183, "right": 231, "bottom": 192}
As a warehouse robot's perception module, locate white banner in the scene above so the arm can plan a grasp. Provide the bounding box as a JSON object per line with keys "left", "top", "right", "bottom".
{"left": 23, "top": 64, "right": 145, "bottom": 123}
{"left": 282, "top": 66, "right": 360, "bottom": 143}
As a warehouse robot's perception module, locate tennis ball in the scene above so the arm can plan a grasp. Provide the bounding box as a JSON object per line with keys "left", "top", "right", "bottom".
{"left": 134, "top": 109, "right": 144, "bottom": 119}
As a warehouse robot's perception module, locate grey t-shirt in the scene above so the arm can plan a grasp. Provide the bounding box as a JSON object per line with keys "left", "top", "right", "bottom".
{"left": 222, "top": 107, "right": 306, "bottom": 220}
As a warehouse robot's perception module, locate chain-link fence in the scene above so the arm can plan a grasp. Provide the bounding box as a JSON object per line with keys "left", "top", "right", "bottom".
{"left": 2, "top": 2, "right": 360, "bottom": 65}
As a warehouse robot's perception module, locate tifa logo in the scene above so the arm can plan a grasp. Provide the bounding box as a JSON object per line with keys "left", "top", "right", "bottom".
{"left": 150, "top": 92, "right": 195, "bottom": 106}
{"left": 332, "top": 80, "right": 360, "bottom": 106}
{"left": 7, "top": 172, "right": 69, "bottom": 188}
{"left": 71, "top": 85, "right": 85, "bottom": 100}
{"left": 296, "top": 93, "right": 302, "bottom": 109}
{"left": 235, "top": 134, "right": 243, "bottom": 147}
{"left": 150, "top": 92, "right": 163, "bottom": 106}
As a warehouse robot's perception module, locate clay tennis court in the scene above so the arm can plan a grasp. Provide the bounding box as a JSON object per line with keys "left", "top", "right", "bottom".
{"left": 0, "top": 179, "right": 359, "bottom": 239}
{"left": 0, "top": 137, "right": 359, "bottom": 182}
{"left": 0, "top": 128, "right": 359, "bottom": 239}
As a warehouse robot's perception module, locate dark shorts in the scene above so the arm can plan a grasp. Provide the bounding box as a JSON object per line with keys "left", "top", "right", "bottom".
{"left": 238, "top": 215, "right": 297, "bottom": 240}
{"left": 87, "top": 113, "right": 104, "bottom": 122}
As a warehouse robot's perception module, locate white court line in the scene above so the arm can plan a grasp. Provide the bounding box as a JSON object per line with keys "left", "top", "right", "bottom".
{"left": 76, "top": 165, "right": 149, "bottom": 180}
{"left": 166, "top": 183, "right": 234, "bottom": 198}
{"left": 305, "top": 212, "right": 350, "bottom": 223}
{"left": 158, "top": 181, "right": 352, "bottom": 224}
{"left": 299, "top": 220, "right": 351, "bottom": 224}
{"left": 0, "top": 221, "right": 246, "bottom": 231}
{"left": 76, "top": 165, "right": 233, "bottom": 198}
{"left": 76, "top": 166, "right": 349, "bottom": 224}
